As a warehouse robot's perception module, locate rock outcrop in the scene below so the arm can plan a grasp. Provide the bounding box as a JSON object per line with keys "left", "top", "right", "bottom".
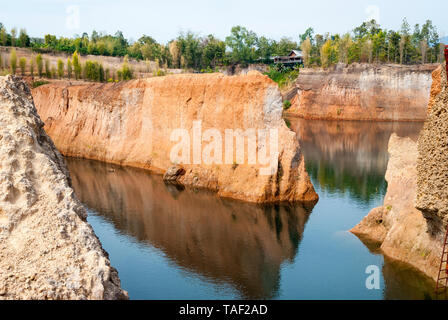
{"left": 416, "top": 65, "right": 448, "bottom": 234}
{"left": 0, "top": 75, "right": 128, "bottom": 300}
{"left": 350, "top": 134, "right": 442, "bottom": 281}
{"left": 351, "top": 64, "right": 447, "bottom": 282}
{"left": 286, "top": 63, "right": 437, "bottom": 121}
{"left": 32, "top": 72, "right": 318, "bottom": 204}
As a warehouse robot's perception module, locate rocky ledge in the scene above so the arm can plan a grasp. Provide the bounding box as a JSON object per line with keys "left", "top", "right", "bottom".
{"left": 0, "top": 75, "right": 128, "bottom": 300}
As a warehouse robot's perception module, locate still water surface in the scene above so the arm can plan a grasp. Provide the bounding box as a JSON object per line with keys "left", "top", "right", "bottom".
{"left": 66, "top": 119, "right": 436, "bottom": 300}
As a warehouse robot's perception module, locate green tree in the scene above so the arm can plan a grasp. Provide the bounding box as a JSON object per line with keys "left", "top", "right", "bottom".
{"left": 29, "top": 58, "right": 34, "bottom": 77}
{"left": 176, "top": 31, "right": 202, "bottom": 69}
{"left": 10, "top": 49, "right": 17, "bottom": 74}
{"left": 45, "top": 59, "right": 51, "bottom": 78}
{"left": 120, "top": 55, "right": 133, "bottom": 80}
{"left": 299, "top": 28, "right": 315, "bottom": 45}
{"left": 201, "top": 34, "right": 225, "bottom": 68}
{"left": 10, "top": 28, "right": 16, "bottom": 46}
{"left": 275, "top": 37, "right": 298, "bottom": 56}
{"left": 354, "top": 20, "right": 381, "bottom": 39}
{"left": 57, "top": 59, "right": 64, "bottom": 78}
{"left": 225, "top": 26, "right": 258, "bottom": 65}
{"left": 399, "top": 18, "right": 411, "bottom": 64}
{"left": 18, "top": 29, "right": 30, "bottom": 47}
{"left": 0, "top": 28, "right": 6, "bottom": 46}
{"left": 19, "top": 57, "right": 26, "bottom": 76}
{"left": 257, "top": 36, "right": 276, "bottom": 63}
{"left": 72, "top": 51, "right": 81, "bottom": 79}
{"left": 67, "top": 58, "right": 72, "bottom": 79}
{"left": 36, "top": 54, "right": 43, "bottom": 77}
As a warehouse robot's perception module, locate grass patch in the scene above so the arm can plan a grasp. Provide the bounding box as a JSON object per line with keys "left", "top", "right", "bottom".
{"left": 32, "top": 80, "right": 50, "bottom": 88}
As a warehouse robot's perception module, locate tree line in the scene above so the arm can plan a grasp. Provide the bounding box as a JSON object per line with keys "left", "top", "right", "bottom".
{"left": 1, "top": 48, "right": 133, "bottom": 82}
{"left": 0, "top": 18, "right": 445, "bottom": 73}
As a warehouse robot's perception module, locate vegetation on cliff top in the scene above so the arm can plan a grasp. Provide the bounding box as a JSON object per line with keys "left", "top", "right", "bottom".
{"left": 0, "top": 18, "right": 444, "bottom": 70}
{"left": 0, "top": 18, "right": 444, "bottom": 83}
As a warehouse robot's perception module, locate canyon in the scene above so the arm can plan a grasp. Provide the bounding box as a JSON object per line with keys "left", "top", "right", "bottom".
{"left": 0, "top": 75, "right": 128, "bottom": 299}
{"left": 32, "top": 71, "right": 318, "bottom": 204}
{"left": 285, "top": 63, "right": 438, "bottom": 121}
{"left": 351, "top": 64, "right": 448, "bottom": 282}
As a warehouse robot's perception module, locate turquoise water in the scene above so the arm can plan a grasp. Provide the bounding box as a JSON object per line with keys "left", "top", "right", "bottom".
{"left": 66, "top": 119, "right": 436, "bottom": 300}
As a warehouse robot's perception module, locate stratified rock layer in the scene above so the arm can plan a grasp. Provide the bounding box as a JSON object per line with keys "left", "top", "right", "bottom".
{"left": 416, "top": 64, "right": 448, "bottom": 233}
{"left": 286, "top": 63, "right": 437, "bottom": 121}
{"left": 32, "top": 72, "right": 318, "bottom": 204}
{"left": 0, "top": 75, "right": 128, "bottom": 300}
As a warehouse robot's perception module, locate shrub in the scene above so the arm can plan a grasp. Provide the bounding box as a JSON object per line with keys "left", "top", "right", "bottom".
{"left": 67, "top": 58, "right": 72, "bottom": 79}
{"left": 51, "top": 66, "right": 56, "bottom": 79}
{"left": 32, "top": 80, "right": 49, "bottom": 88}
{"left": 19, "top": 57, "right": 26, "bottom": 76}
{"left": 83, "top": 60, "right": 105, "bottom": 82}
{"left": 57, "top": 59, "right": 64, "bottom": 78}
{"left": 120, "top": 55, "right": 133, "bottom": 80}
{"left": 264, "top": 64, "right": 300, "bottom": 89}
{"left": 30, "top": 58, "right": 35, "bottom": 77}
{"left": 36, "top": 54, "right": 43, "bottom": 77}
{"left": 72, "top": 51, "right": 81, "bottom": 80}
{"left": 283, "top": 100, "right": 291, "bottom": 110}
{"left": 45, "top": 59, "right": 51, "bottom": 78}
{"left": 10, "top": 49, "right": 17, "bottom": 74}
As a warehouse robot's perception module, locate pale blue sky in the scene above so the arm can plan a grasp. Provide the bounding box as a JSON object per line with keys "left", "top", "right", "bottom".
{"left": 0, "top": 0, "right": 447, "bottom": 43}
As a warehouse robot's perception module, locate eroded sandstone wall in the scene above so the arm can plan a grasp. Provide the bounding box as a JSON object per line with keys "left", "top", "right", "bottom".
{"left": 286, "top": 63, "right": 437, "bottom": 121}
{"left": 32, "top": 72, "right": 318, "bottom": 203}
{"left": 416, "top": 65, "right": 448, "bottom": 233}
{"left": 350, "top": 134, "right": 442, "bottom": 281}
{"left": 351, "top": 64, "right": 447, "bottom": 282}
{"left": 0, "top": 76, "right": 128, "bottom": 299}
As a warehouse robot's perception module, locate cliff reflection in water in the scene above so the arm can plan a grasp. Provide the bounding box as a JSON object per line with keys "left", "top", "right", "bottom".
{"left": 66, "top": 158, "right": 313, "bottom": 299}
{"left": 290, "top": 118, "right": 424, "bottom": 205}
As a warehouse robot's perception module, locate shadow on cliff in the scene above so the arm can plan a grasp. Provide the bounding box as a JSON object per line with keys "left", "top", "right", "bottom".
{"left": 66, "top": 157, "right": 315, "bottom": 299}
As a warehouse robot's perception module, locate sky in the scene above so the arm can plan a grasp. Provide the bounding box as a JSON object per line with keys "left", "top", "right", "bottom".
{"left": 0, "top": 0, "right": 447, "bottom": 43}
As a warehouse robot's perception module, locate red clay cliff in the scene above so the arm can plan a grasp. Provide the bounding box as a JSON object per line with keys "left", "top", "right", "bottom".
{"left": 32, "top": 72, "right": 318, "bottom": 204}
